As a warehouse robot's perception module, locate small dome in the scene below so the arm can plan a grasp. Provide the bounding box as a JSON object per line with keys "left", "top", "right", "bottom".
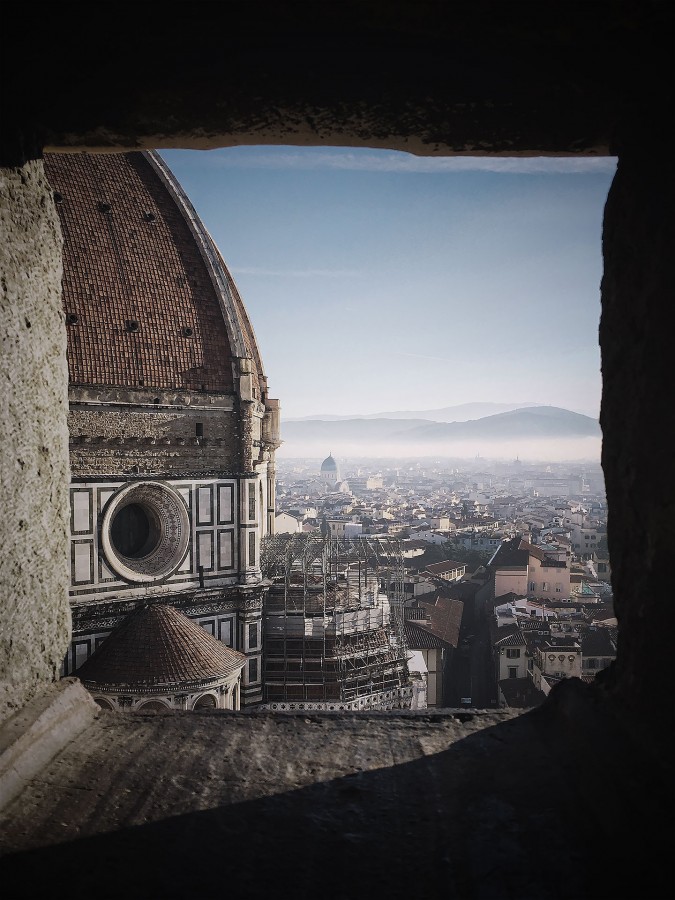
{"left": 75, "top": 603, "right": 246, "bottom": 689}
{"left": 321, "top": 454, "right": 338, "bottom": 472}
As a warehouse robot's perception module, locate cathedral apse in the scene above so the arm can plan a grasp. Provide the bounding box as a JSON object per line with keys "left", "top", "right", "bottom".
{"left": 45, "top": 151, "right": 281, "bottom": 708}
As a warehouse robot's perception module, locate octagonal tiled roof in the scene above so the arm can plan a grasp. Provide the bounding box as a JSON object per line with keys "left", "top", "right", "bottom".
{"left": 75, "top": 603, "right": 246, "bottom": 690}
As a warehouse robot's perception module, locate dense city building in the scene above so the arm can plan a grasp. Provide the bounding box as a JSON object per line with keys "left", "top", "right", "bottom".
{"left": 273, "top": 453, "right": 613, "bottom": 709}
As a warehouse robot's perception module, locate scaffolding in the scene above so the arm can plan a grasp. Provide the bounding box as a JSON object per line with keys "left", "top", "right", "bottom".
{"left": 260, "top": 534, "right": 412, "bottom": 710}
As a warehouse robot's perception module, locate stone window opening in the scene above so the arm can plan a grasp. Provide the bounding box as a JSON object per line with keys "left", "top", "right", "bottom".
{"left": 0, "top": 14, "right": 672, "bottom": 892}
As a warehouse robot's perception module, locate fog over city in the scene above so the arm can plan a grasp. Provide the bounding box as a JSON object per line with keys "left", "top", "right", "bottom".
{"left": 277, "top": 435, "right": 602, "bottom": 463}
{"left": 277, "top": 402, "right": 602, "bottom": 462}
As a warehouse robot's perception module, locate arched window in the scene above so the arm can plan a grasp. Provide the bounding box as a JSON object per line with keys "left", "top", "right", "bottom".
{"left": 94, "top": 697, "right": 114, "bottom": 711}
{"left": 193, "top": 693, "right": 217, "bottom": 710}
{"left": 137, "top": 700, "right": 169, "bottom": 712}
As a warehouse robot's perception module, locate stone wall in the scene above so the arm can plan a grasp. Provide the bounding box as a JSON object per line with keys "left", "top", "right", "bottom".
{"left": 68, "top": 400, "right": 250, "bottom": 477}
{"left": 599, "top": 150, "right": 674, "bottom": 713}
{"left": 0, "top": 162, "right": 70, "bottom": 724}
{"left": 1, "top": 2, "right": 673, "bottom": 726}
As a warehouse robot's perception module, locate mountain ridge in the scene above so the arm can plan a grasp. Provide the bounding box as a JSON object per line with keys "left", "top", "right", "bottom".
{"left": 278, "top": 405, "right": 602, "bottom": 461}
{"left": 283, "top": 401, "right": 544, "bottom": 423}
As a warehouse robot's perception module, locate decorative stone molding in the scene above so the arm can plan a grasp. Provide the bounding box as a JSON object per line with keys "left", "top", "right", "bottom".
{"left": 101, "top": 482, "right": 190, "bottom": 583}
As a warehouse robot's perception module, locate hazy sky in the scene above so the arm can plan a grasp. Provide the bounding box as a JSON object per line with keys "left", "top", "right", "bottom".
{"left": 159, "top": 147, "right": 616, "bottom": 422}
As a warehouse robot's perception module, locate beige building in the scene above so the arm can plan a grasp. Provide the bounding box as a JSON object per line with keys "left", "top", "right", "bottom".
{"left": 429, "top": 516, "right": 451, "bottom": 530}
{"left": 494, "top": 627, "right": 528, "bottom": 681}
{"left": 532, "top": 636, "right": 582, "bottom": 687}
{"left": 490, "top": 537, "right": 570, "bottom": 602}
{"left": 274, "top": 512, "right": 304, "bottom": 534}
{"left": 404, "top": 621, "right": 447, "bottom": 708}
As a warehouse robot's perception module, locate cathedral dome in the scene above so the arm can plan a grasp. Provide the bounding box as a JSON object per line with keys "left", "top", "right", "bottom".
{"left": 43, "top": 151, "right": 266, "bottom": 400}
{"left": 51, "top": 150, "right": 277, "bottom": 710}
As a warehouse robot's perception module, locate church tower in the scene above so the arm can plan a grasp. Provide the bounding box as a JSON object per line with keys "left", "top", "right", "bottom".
{"left": 46, "top": 151, "right": 281, "bottom": 707}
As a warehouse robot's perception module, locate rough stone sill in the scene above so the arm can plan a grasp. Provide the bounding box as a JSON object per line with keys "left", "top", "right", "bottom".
{"left": 0, "top": 675, "right": 519, "bottom": 818}
{"left": 0, "top": 679, "right": 671, "bottom": 899}
{"left": 0, "top": 678, "right": 98, "bottom": 812}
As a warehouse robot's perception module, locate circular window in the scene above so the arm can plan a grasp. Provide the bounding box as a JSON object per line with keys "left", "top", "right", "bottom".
{"left": 110, "top": 502, "right": 158, "bottom": 558}
{"left": 101, "top": 482, "right": 189, "bottom": 583}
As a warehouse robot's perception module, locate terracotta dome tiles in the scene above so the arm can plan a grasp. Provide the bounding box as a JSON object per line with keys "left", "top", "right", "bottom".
{"left": 75, "top": 603, "right": 246, "bottom": 689}
{"left": 43, "top": 151, "right": 263, "bottom": 395}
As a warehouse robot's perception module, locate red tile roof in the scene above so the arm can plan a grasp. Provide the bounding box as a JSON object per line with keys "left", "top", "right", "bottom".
{"left": 411, "top": 596, "right": 464, "bottom": 648}
{"left": 405, "top": 622, "right": 449, "bottom": 650}
{"left": 43, "top": 151, "right": 264, "bottom": 395}
{"left": 76, "top": 603, "right": 246, "bottom": 689}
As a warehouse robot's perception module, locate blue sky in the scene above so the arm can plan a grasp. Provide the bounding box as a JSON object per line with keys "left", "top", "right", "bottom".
{"left": 159, "top": 147, "right": 616, "bottom": 422}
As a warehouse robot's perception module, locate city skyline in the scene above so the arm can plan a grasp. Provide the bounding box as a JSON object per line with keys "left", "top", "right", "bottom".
{"left": 160, "top": 146, "right": 617, "bottom": 426}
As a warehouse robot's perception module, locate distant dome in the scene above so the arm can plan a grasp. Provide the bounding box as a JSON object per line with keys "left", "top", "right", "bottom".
{"left": 321, "top": 454, "right": 338, "bottom": 472}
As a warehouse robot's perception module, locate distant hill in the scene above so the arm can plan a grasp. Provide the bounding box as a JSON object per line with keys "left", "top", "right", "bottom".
{"left": 395, "top": 406, "right": 601, "bottom": 442}
{"left": 284, "top": 401, "right": 541, "bottom": 423}
{"left": 280, "top": 417, "right": 433, "bottom": 443}
{"left": 278, "top": 406, "right": 602, "bottom": 461}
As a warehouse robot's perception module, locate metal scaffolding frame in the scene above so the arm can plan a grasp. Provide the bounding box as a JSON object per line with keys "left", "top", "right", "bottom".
{"left": 260, "top": 534, "right": 412, "bottom": 709}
